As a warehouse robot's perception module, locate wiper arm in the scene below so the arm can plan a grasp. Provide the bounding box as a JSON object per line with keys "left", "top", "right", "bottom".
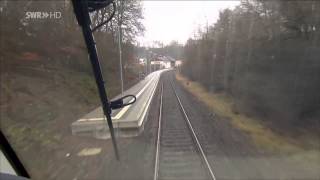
{"left": 71, "top": 0, "right": 135, "bottom": 160}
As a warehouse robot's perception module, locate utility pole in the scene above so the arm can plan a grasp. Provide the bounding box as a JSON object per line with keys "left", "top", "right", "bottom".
{"left": 146, "top": 50, "right": 151, "bottom": 75}
{"left": 117, "top": 0, "right": 124, "bottom": 95}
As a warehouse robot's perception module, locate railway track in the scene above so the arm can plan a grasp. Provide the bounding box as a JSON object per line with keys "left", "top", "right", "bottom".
{"left": 153, "top": 75, "right": 216, "bottom": 180}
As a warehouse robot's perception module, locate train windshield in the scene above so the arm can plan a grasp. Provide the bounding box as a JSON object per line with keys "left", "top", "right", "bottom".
{"left": 1, "top": 1, "right": 319, "bottom": 180}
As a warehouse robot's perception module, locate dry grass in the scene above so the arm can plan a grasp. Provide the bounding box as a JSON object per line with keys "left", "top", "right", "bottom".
{"left": 176, "top": 73, "right": 319, "bottom": 157}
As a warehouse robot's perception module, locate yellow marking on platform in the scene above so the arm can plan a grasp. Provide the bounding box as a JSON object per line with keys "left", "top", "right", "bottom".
{"left": 112, "top": 73, "right": 159, "bottom": 120}
{"left": 76, "top": 71, "right": 162, "bottom": 123}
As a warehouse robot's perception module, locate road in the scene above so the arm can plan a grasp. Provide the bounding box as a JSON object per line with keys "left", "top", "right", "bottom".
{"left": 100, "top": 70, "right": 319, "bottom": 180}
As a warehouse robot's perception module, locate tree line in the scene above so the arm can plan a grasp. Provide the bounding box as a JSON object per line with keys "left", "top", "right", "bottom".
{"left": 1, "top": 0, "right": 144, "bottom": 87}
{"left": 181, "top": 0, "right": 320, "bottom": 128}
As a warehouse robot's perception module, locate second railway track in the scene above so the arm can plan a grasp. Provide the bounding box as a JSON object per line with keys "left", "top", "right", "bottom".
{"left": 154, "top": 74, "right": 216, "bottom": 180}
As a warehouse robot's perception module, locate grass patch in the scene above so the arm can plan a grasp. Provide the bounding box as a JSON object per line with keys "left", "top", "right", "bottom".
{"left": 176, "top": 73, "right": 318, "bottom": 156}
{"left": 5, "top": 121, "right": 61, "bottom": 152}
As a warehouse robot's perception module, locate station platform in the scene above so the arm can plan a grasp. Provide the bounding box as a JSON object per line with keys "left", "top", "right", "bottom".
{"left": 70, "top": 69, "right": 166, "bottom": 139}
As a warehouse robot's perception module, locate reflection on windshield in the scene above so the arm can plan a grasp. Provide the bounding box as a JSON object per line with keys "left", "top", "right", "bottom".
{"left": 0, "top": 0, "right": 319, "bottom": 180}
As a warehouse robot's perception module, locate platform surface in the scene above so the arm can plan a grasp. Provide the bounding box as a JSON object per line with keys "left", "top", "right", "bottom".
{"left": 71, "top": 69, "right": 167, "bottom": 138}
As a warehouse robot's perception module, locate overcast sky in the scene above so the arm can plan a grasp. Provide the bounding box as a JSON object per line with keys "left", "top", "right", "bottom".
{"left": 137, "top": 1, "right": 240, "bottom": 47}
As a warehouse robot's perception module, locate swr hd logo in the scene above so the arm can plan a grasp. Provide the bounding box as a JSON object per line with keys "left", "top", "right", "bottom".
{"left": 26, "top": 11, "right": 62, "bottom": 19}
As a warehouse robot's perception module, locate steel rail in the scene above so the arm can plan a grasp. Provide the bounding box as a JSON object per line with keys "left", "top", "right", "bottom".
{"left": 153, "top": 83, "right": 163, "bottom": 180}
{"left": 169, "top": 77, "right": 217, "bottom": 180}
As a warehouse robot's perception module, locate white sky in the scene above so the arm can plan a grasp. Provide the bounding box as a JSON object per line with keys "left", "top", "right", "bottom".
{"left": 137, "top": 1, "right": 240, "bottom": 47}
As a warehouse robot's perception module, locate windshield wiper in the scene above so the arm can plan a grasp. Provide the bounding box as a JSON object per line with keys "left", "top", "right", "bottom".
{"left": 71, "top": 0, "right": 136, "bottom": 160}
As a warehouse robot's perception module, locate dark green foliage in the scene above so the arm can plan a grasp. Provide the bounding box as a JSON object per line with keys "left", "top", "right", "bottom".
{"left": 181, "top": 0, "right": 320, "bottom": 127}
